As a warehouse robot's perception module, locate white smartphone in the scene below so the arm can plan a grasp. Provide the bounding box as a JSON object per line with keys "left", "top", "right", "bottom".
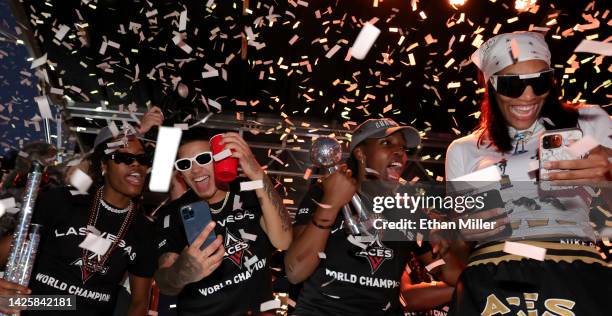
{"left": 539, "top": 128, "right": 583, "bottom": 180}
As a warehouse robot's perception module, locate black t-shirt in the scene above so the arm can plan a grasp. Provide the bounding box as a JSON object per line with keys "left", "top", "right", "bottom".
{"left": 25, "top": 187, "right": 157, "bottom": 316}
{"left": 293, "top": 186, "right": 429, "bottom": 316}
{"left": 156, "top": 185, "right": 274, "bottom": 316}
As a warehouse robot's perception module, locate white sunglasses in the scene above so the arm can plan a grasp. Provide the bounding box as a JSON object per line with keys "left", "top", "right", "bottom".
{"left": 174, "top": 151, "right": 213, "bottom": 171}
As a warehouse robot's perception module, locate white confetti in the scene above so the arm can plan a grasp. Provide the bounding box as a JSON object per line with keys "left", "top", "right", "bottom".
{"left": 239, "top": 229, "right": 257, "bottom": 241}
{"left": 0, "top": 197, "right": 16, "bottom": 218}
{"left": 325, "top": 44, "right": 341, "bottom": 59}
{"left": 179, "top": 10, "right": 187, "bottom": 31}
{"left": 34, "top": 95, "right": 53, "bottom": 119}
{"left": 69, "top": 168, "right": 93, "bottom": 194}
{"left": 213, "top": 148, "right": 232, "bottom": 162}
{"left": 149, "top": 127, "right": 182, "bottom": 192}
{"left": 260, "top": 299, "right": 281, "bottom": 312}
{"left": 450, "top": 165, "right": 501, "bottom": 182}
{"left": 240, "top": 180, "right": 263, "bottom": 191}
{"left": 30, "top": 53, "right": 47, "bottom": 69}
{"left": 54, "top": 25, "right": 70, "bottom": 41}
{"left": 425, "top": 259, "right": 445, "bottom": 271}
{"left": 503, "top": 241, "right": 546, "bottom": 261}
{"left": 78, "top": 233, "right": 112, "bottom": 256}
{"left": 574, "top": 40, "right": 612, "bottom": 56}
{"left": 350, "top": 23, "right": 381, "bottom": 60}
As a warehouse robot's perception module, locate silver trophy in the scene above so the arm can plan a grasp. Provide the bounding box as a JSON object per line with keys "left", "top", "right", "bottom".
{"left": 3, "top": 162, "right": 44, "bottom": 290}
{"left": 310, "top": 137, "right": 369, "bottom": 235}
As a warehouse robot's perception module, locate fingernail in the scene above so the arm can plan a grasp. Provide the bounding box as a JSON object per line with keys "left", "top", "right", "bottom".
{"left": 543, "top": 162, "right": 552, "bottom": 169}
{"left": 497, "top": 208, "right": 505, "bottom": 215}
{"left": 541, "top": 173, "right": 549, "bottom": 180}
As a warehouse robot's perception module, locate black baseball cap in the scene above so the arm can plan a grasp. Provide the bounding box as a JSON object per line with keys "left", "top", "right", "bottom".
{"left": 349, "top": 118, "right": 420, "bottom": 152}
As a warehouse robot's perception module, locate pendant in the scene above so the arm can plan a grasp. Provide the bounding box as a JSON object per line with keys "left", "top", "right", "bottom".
{"left": 80, "top": 265, "right": 94, "bottom": 284}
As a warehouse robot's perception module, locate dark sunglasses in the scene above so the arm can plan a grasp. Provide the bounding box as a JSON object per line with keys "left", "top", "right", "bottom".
{"left": 490, "top": 69, "right": 554, "bottom": 98}
{"left": 106, "top": 152, "right": 152, "bottom": 166}
{"left": 174, "top": 151, "right": 213, "bottom": 171}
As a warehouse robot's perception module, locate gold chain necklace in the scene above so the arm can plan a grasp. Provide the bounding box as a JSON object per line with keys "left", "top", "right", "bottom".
{"left": 210, "top": 192, "right": 230, "bottom": 214}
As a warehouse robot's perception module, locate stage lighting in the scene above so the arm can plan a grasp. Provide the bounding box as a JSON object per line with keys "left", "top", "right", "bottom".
{"left": 515, "top": 0, "right": 537, "bottom": 12}
{"left": 449, "top": 0, "right": 466, "bottom": 6}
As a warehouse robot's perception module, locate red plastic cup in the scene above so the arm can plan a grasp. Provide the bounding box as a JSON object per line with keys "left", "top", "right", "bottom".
{"left": 210, "top": 134, "right": 238, "bottom": 183}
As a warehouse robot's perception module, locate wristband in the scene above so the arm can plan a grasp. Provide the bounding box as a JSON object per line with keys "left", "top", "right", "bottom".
{"left": 311, "top": 217, "right": 333, "bottom": 229}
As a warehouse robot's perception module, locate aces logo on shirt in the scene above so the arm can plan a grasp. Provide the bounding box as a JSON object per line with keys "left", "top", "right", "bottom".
{"left": 223, "top": 229, "right": 252, "bottom": 268}
{"left": 355, "top": 235, "right": 394, "bottom": 274}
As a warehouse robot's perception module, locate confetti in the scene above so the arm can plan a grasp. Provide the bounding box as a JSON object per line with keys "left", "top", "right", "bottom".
{"left": 30, "top": 53, "right": 47, "bottom": 69}
{"left": 574, "top": 40, "right": 612, "bottom": 56}
{"left": 34, "top": 95, "right": 53, "bottom": 119}
{"left": 69, "top": 168, "right": 93, "bottom": 194}
{"left": 425, "top": 259, "right": 445, "bottom": 271}
{"left": 0, "top": 197, "right": 16, "bottom": 218}
{"left": 213, "top": 149, "right": 232, "bottom": 162}
{"left": 260, "top": 299, "right": 281, "bottom": 312}
{"left": 450, "top": 165, "right": 501, "bottom": 182}
{"left": 503, "top": 241, "right": 546, "bottom": 261}
{"left": 78, "top": 233, "right": 112, "bottom": 256}
{"left": 163, "top": 215, "right": 170, "bottom": 228}
{"left": 54, "top": 25, "right": 70, "bottom": 40}
{"left": 239, "top": 229, "right": 258, "bottom": 241}
{"left": 240, "top": 180, "right": 264, "bottom": 191}
{"left": 350, "top": 22, "right": 381, "bottom": 60}
{"left": 149, "top": 127, "right": 182, "bottom": 192}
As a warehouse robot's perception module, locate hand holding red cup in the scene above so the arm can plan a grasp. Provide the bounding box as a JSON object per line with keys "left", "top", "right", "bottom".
{"left": 210, "top": 134, "right": 239, "bottom": 183}
{"left": 212, "top": 132, "right": 265, "bottom": 182}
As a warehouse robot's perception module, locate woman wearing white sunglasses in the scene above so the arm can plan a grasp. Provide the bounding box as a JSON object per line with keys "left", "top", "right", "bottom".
{"left": 154, "top": 127, "right": 292, "bottom": 316}
{"left": 444, "top": 32, "right": 611, "bottom": 315}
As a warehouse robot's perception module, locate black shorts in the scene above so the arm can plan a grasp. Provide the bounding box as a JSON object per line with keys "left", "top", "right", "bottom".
{"left": 449, "top": 241, "right": 611, "bottom": 316}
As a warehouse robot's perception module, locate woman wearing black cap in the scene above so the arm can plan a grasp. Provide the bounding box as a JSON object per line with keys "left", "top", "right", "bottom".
{"left": 445, "top": 32, "right": 611, "bottom": 315}
{"left": 285, "top": 118, "right": 462, "bottom": 316}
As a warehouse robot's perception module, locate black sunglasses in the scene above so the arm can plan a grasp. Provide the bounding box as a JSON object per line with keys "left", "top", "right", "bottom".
{"left": 174, "top": 151, "right": 213, "bottom": 171}
{"left": 490, "top": 69, "right": 554, "bottom": 98}
{"left": 106, "top": 152, "right": 152, "bottom": 166}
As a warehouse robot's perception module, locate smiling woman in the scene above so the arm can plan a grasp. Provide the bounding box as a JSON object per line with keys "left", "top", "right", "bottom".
{"left": 445, "top": 31, "right": 612, "bottom": 316}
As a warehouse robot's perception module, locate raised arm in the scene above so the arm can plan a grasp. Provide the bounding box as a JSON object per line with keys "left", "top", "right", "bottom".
{"left": 284, "top": 165, "right": 356, "bottom": 284}
{"left": 219, "top": 132, "right": 293, "bottom": 250}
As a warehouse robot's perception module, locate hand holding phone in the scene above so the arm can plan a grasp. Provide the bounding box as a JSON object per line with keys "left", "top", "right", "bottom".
{"left": 539, "top": 128, "right": 583, "bottom": 181}
{"left": 181, "top": 201, "right": 217, "bottom": 250}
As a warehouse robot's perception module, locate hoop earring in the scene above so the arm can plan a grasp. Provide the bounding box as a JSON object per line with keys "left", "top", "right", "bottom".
{"left": 102, "top": 170, "right": 106, "bottom": 176}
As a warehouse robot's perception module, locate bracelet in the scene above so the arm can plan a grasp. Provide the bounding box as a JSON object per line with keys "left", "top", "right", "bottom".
{"left": 311, "top": 217, "right": 333, "bottom": 229}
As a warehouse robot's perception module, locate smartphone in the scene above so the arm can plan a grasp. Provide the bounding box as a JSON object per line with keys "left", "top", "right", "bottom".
{"left": 539, "top": 128, "right": 583, "bottom": 180}
{"left": 180, "top": 201, "right": 217, "bottom": 250}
